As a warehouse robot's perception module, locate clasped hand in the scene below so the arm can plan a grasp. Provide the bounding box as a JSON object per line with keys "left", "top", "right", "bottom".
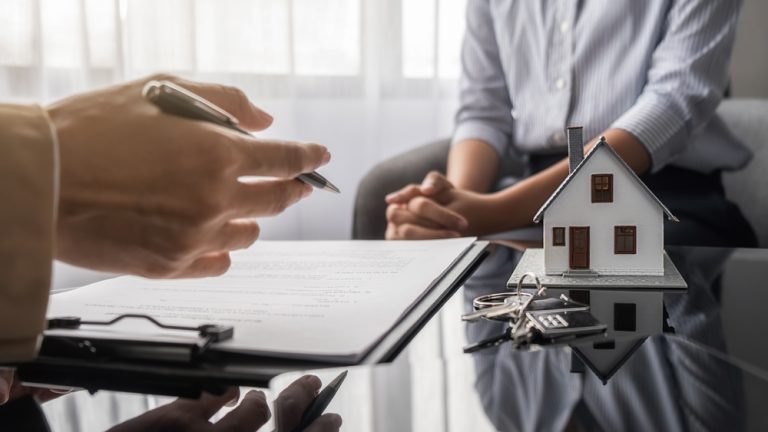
{"left": 384, "top": 171, "right": 493, "bottom": 240}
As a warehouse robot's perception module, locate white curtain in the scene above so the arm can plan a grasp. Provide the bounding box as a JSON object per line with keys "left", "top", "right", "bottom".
{"left": 1, "top": 0, "right": 466, "bottom": 244}
{"left": 2, "top": 1, "right": 483, "bottom": 431}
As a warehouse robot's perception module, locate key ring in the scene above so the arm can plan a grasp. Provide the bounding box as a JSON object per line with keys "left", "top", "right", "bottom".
{"left": 471, "top": 292, "right": 532, "bottom": 322}
{"left": 472, "top": 292, "right": 532, "bottom": 310}
{"left": 516, "top": 272, "right": 544, "bottom": 297}
{"left": 472, "top": 272, "right": 544, "bottom": 309}
{"left": 469, "top": 272, "right": 545, "bottom": 322}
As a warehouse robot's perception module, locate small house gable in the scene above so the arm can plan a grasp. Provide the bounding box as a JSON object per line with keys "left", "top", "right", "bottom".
{"left": 533, "top": 139, "right": 678, "bottom": 224}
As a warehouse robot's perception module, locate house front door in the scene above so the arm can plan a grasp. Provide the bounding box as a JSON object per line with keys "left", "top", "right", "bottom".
{"left": 569, "top": 227, "right": 590, "bottom": 269}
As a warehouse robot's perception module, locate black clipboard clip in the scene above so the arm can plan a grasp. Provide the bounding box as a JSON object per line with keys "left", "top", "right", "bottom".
{"left": 47, "top": 314, "right": 234, "bottom": 360}
{"left": 1, "top": 315, "right": 239, "bottom": 398}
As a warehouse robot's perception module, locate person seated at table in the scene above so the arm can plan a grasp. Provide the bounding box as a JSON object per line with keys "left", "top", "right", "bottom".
{"left": 0, "top": 75, "right": 339, "bottom": 431}
{"left": 379, "top": 0, "right": 756, "bottom": 248}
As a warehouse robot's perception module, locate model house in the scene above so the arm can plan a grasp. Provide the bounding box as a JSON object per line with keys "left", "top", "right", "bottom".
{"left": 533, "top": 127, "right": 678, "bottom": 277}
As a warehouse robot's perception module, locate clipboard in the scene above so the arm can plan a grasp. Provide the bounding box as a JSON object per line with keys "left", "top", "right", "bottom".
{"left": 9, "top": 242, "right": 489, "bottom": 398}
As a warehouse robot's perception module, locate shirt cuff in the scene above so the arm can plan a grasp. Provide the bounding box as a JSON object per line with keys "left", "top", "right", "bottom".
{"left": 0, "top": 104, "right": 57, "bottom": 362}
{"left": 452, "top": 121, "right": 510, "bottom": 157}
{"left": 40, "top": 107, "right": 60, "bottom": 223}
{"left": 610, "top": 94, "right": 688, "bottom": 173}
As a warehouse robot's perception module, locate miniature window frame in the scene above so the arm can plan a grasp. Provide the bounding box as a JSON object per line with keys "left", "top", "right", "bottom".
{"left": 614, "top": 225, "right": 636, "bottom": 254}
{"left": 552, "top": 227, "right": 565, "bottom": 246}
{"left": 591, "top": 174, "right": 613, "bottom": 203}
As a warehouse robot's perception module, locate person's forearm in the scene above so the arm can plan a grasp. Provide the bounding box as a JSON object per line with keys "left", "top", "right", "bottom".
{"left": 484, "top": 129, "right": 651, "bottom": 232}
{"left": 447, "top": 139, "right": 500, "bottom": 193}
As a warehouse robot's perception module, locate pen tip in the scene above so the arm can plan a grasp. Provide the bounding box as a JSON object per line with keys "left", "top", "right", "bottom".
{"left": 325, "top": 184, "right": 341, "bottom": 193}
{"left": 331, "top": 370, "right": 348, "bottom": 386}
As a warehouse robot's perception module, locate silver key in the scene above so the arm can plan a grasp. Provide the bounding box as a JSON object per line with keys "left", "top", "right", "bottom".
{"left": 462, "top": 295, "right": 528, "bottom": 322}
{"left": 463, "top": 272, "right": 546, "bottom": 323}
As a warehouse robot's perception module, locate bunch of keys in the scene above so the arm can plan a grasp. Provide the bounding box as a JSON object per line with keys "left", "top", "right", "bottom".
{"left": 462, "top": 272, "right": 545, "bottom": 323}
{"left": 462, "top": 272, "right": 604, "bottom": 353}
{"left": 462, "top": 272, "right": 546, "bottom": 353}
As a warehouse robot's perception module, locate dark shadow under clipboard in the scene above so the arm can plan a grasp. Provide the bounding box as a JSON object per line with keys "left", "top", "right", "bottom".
{"left": 7, "top": 242, "right": 489, "bottom": 399}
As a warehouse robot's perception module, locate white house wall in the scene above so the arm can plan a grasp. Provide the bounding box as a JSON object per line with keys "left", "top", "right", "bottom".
{"left": 543, "top": 149, "right": 664, "bottom": 276}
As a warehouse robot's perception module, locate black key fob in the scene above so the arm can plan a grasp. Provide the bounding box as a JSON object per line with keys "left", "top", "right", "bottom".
{"left": 526, "top": 310, "right": 606, "bottom": 338}
{"left": 527, "top": 295, "right": 589, "bottom": 312}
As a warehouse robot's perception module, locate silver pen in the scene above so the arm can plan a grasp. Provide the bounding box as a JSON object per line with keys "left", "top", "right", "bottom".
{"left": 143, "top": 80, "right": 340, "bottom": 193}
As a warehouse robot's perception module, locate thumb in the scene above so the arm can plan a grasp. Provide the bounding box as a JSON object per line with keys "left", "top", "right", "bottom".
{"left": 420, "top": 171, "right": 452, "bottom": 195}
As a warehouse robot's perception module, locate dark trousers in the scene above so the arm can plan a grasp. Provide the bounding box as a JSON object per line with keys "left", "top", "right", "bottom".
{"left": 643, "top": 167, "right": 756, "bottom": 247}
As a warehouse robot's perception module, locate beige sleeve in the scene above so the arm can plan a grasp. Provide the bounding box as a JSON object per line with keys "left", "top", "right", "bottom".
{"left": 0, "top": 104, "right": 57, "bottom": 362}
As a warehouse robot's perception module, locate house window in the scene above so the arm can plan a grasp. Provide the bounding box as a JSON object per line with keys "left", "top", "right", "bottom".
{"left": 614, "top": 303, "right": 637, "bottom": 331}
{"left": 552, "top": 227, "right": 565, "bottom": 246}
{"left": 614, "top": 226, "right": 637, "bottom": 254}
{"left": 591, "top": 174, "right": 613, "bottom": 203}
{"left": 594, "top": 340, "right": 616, "bottom": 350}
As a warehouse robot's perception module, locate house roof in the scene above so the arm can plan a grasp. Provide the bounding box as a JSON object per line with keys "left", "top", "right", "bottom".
{"left": 532, "top": 138, "right": 679, "bottom": 223}
{"left": 572, "top": 338, "right": 648, "bottom": 385}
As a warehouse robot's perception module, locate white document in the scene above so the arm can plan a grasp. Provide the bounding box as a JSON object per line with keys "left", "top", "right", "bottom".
{"left": 47, "top": 238, "right": 477, "bottom": 362}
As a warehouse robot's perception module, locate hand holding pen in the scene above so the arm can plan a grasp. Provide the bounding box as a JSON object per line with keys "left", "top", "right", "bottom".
{"left": 107, "top": 374, "right": 342, "bottom": 432}
{"left": 49, "top": 75, "right": 331, "bottom": 278}
{"left": 272, "top": 371, "right": 347, "bottom": 432}
{"left": 144, "top": 80, "right": 340, "bottom": 193}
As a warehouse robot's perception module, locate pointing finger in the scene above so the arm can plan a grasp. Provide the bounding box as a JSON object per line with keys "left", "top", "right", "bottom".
{"left": 234, "top": 138, "right": 331, "bottom": 178}
{"left": 232, "top": 179, "right": 312, "bottom": 218}
{"left": 215, "top": 390, "right": 271, "bottom": 432}
{"left": 303, "top": 413, "right": 343, "bottom": 432}
{"left": 275, "top": 375, "right": 322, "bottom": 432}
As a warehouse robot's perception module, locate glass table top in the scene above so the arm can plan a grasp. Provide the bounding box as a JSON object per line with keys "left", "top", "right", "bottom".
{"left": 268, "top": 245, "right": 768, "bottom": 431}
{"left": 39, "top": 245, "right": 768, "bottom": 431}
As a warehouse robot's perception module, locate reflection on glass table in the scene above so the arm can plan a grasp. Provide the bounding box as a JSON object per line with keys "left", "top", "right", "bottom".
{"left": 271, "top": 246, "right": 768, "bottom": 432}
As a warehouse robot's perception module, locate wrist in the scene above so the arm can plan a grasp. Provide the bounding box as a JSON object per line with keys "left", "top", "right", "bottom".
{"left": 483, "top": 192, "right": 514, "bottom": 233}
{"left": 40, "top": 107, "right": 61, "bottom": 225}
{"left": 459, "top": 192, "right": 511, "bottom": 236}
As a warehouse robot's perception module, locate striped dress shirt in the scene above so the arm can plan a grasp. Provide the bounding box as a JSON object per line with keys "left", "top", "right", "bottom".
{"left": 453, "top": 0, "right": 751, "bottom": 174}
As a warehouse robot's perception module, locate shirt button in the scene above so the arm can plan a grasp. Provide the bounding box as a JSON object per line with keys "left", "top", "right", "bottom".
{"left": 555, "top": 78, "right": 566, "bottom": 90}
{"left": 560, "top": 21, "right": 570, "bottom": 33}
